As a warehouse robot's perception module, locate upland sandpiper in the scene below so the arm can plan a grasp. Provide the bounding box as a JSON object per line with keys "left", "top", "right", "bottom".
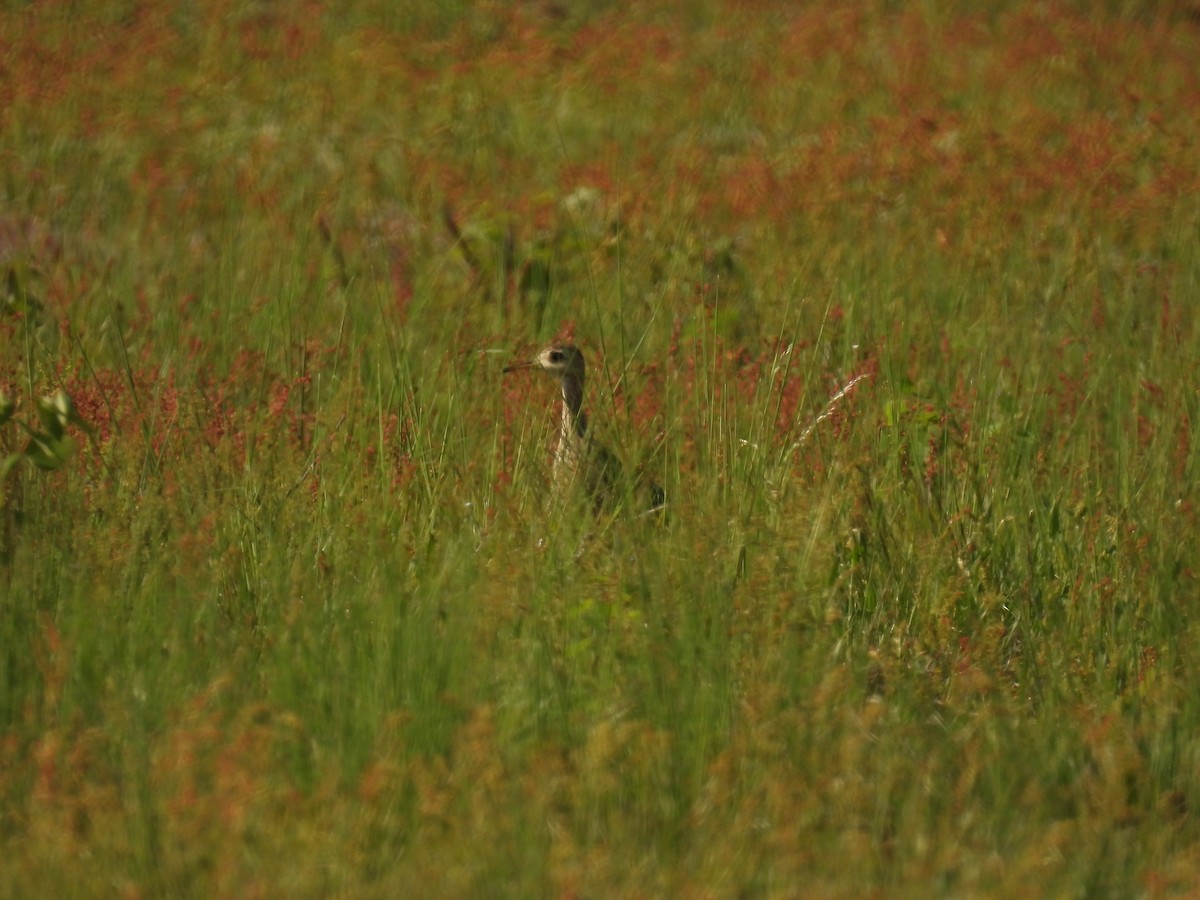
{"left": 505, "top": 342, "right": 623, "bottom": 510}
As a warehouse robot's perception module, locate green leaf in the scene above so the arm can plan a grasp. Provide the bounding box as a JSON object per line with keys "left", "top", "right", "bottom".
{"left": 24, "top": 436, "right": 63, "bottom": 470}
{"left": 23, "top": 433, "right": 75, "bottom": 471}
{"left": 0, "top": 453, "right": 19, "bottom": 481}
{"left": 37, "top": 395, "right": 65, "bottom": 439}
{"left": 36, "top": 390, "right": 94, "bottom": 438}
{"left": 883, "top": 400, "right": 899, "bottom": 428}
{"left": 0, "top": 393, "right": 14, "bottom": 427}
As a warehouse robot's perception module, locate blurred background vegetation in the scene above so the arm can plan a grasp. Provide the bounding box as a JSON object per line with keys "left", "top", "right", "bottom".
{"left": 1, "top": 2, "right": 1197, "bottom": 896}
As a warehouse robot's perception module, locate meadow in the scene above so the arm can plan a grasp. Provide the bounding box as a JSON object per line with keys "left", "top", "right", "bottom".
{"left": 1, "top": 2, "right": 1198, "bottom": 896}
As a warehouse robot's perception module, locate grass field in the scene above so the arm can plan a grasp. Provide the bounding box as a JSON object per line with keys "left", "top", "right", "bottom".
{"left": 2, "top": 2, "right": 1198, "bottom": 896}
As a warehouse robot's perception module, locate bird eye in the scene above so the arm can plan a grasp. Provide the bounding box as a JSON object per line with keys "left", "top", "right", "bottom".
{"left": 549, "top": 350, "right": 563, "bottom": 362}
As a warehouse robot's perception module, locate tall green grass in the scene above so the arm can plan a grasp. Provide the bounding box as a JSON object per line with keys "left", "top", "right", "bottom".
{"left": 1, "top": 1, "right": 1198, "bottom": 896}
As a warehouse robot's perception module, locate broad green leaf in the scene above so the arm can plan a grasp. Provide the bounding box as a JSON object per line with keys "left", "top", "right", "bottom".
{"left": 23, "top": 434, "right": 74, "bottom": 471}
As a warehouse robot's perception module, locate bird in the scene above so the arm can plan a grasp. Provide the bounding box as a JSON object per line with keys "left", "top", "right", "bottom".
{"left": 505, "top": 343, "right": 621, "bottom": 510}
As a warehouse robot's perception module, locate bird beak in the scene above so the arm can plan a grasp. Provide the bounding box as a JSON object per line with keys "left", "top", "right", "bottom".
{"left": 503, "top": 359, "right": 536, "bottom": 374}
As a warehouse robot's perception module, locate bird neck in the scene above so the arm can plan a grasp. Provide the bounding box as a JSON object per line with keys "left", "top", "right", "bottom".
{"left": 560, "top": 375, "right": 587, "bottom": 438}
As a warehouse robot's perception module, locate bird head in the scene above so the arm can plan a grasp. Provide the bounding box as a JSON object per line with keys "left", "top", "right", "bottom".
{"left": 506, "top": 343, "right": 586, "bottom": 386}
